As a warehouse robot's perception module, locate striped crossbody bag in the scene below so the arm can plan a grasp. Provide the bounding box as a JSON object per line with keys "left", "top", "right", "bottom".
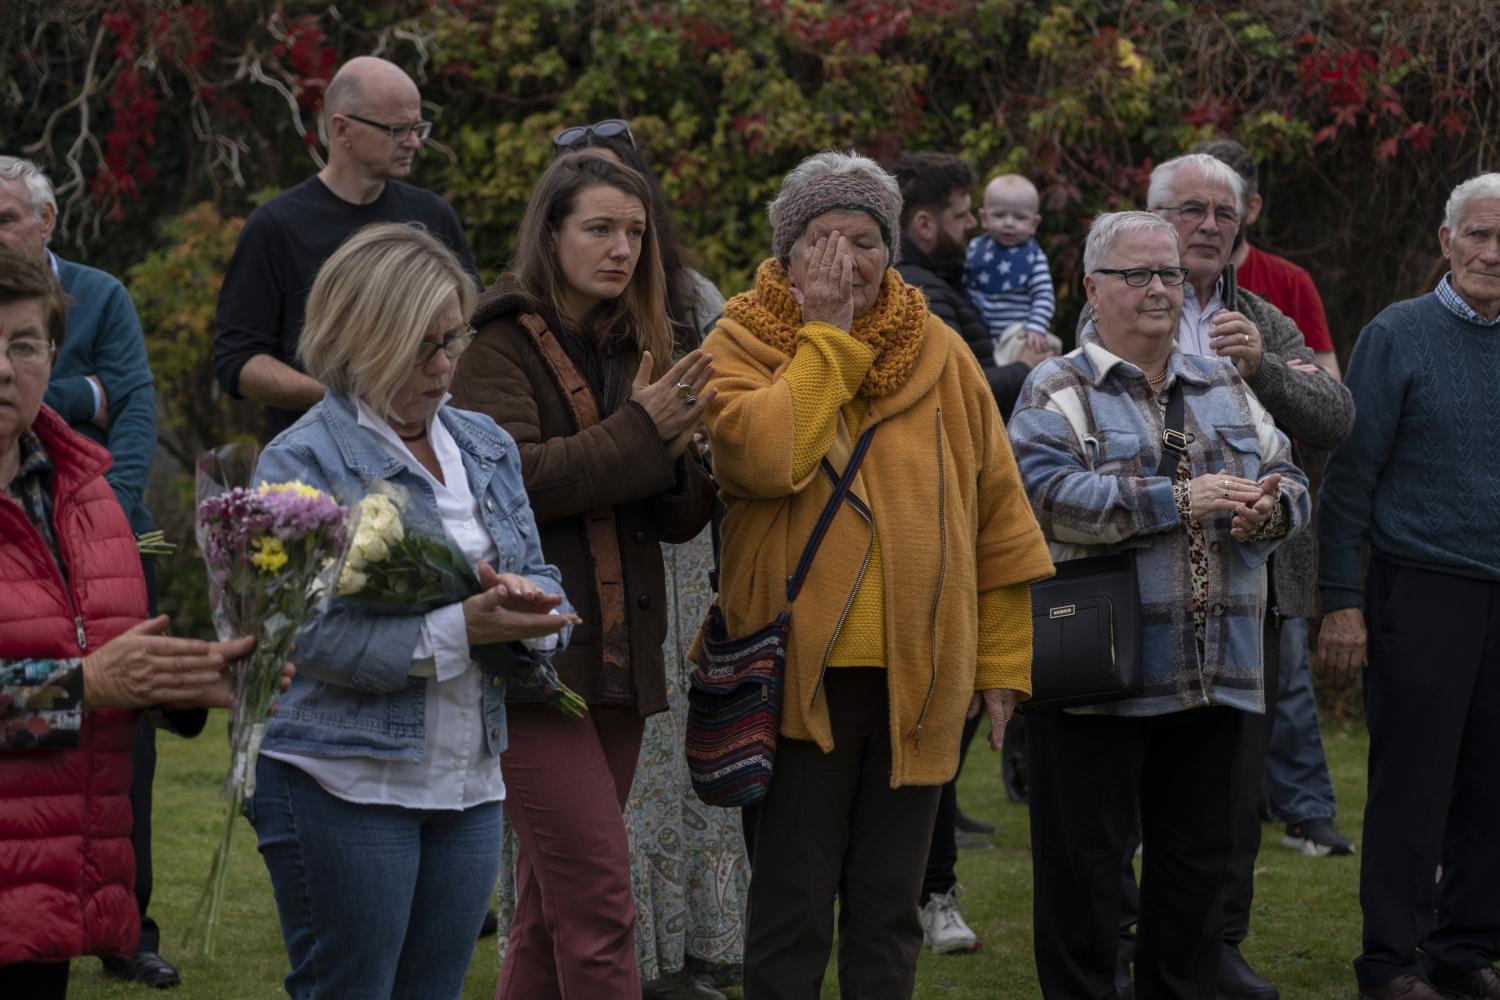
{"left": 685, "top": 424, "right": 878, "bottom": 807}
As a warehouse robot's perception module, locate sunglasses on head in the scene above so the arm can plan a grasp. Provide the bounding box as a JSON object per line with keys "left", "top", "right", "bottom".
{"left": 553, "top": 118, "right": 636, "bottom": 150}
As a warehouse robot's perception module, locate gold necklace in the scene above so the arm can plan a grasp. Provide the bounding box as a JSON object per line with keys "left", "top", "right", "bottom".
{"left": 1146, "top": 367, "right": 1169, "bottom": 387}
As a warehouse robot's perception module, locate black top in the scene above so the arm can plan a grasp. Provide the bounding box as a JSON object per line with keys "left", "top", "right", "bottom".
{"left": 213, "top": 176, "right": 480, "bottom": 438}
{"left": 894, "top": 233, "right": 1029, "bottom": 418}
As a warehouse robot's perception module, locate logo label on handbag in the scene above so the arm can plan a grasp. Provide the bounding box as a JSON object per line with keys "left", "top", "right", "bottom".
{"left": 1049, "top": 604, "right": 1076, "bottom": 619}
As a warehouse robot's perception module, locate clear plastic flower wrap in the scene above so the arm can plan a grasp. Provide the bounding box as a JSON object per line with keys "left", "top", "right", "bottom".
{"left": 335, "top": 481, "right": 585, "bottom": 718}
{"left": 187, "top": 444, "right": 352, "bottom": 958}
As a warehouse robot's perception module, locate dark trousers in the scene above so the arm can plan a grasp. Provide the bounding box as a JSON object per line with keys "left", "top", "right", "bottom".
{"left": 1029, "top": 705, "right": 1244, "bottom": 1000}
{"left": 1223, "top": 614, "right": 1283, "bottom": 945}
{"left": 1117, "top": 615, "right": 1282, "bottom": 959}
{"left": 0, "top": 961, "right": 69, "bottom": 999}
{"left": 129, "top": 554, "right": 161, "bottom": 953}
{"left": 126, "top": 717, "right": 161, "bottom": 953}
{"left": 921, "top": 711, "right": 983, "bottom": 904}
{"left": 742, "top": 669, "right": 942, "bottom": 1000}
{"left": 1355, "top": 558, "right": 1500, "bottom": 988}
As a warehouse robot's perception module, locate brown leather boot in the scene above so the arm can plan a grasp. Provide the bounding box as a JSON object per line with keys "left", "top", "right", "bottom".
{"left": 1359, "top": 974, "right": 1445, "bottom": 1000}
{"left": 1432, "top": 966, "right": 1500, "bottom": 1000}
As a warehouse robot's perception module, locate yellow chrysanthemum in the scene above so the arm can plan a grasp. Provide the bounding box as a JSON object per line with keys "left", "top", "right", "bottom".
{"left": 251, "top": 536, "right": 289, "bottom": 574}
{"left": 258, "top": 480, "right": 327, "bottom": 501}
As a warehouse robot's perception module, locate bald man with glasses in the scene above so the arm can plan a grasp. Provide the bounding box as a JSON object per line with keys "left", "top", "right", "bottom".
{"left": 214, "top": 55, "right": 478, "bottom": 440}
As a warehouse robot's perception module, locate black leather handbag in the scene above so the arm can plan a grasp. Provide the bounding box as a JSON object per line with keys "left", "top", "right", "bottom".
{"left": 1023, "top": 379, "right": 1188, "bottom": 711}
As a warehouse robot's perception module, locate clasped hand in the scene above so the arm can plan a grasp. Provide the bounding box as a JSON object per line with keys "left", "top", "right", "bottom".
{"left": 630, "top": 349, "right": 716, "bottom": 459}
{"left": 1207, "top": 311, "right": 1264, "bottom": 377}
{"left": 1186, "top": 470, "right": 1280, "bottom": 539}
{"left": 463, "top": 562, "right": 581, "bottom": 646}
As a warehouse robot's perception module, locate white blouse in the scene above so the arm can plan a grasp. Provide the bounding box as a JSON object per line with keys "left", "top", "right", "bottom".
{"left": 262, "top": 397, "right": 505, "bottom": 810}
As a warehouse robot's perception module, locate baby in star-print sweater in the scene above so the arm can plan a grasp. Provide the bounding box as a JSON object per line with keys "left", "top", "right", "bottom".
{"left": 963, "top": 173, "right": 1060, "bottom": 363}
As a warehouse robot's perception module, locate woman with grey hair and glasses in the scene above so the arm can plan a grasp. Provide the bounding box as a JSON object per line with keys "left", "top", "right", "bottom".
{"left": 700, "top": 149, "right": 1052, "bottom": 998}
{"left": 1008, "top": 210, "right": 1309, "bottom": 999}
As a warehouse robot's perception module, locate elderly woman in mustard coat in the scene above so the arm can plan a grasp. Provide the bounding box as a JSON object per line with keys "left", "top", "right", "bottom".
{"left": 700, "top": 150, "right": 1053, "bottom": 1000}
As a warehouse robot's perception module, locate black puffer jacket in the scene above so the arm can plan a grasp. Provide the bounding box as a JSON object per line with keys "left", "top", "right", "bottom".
{"left": 895, "top": 234, "right": 1030, "bottom": 417}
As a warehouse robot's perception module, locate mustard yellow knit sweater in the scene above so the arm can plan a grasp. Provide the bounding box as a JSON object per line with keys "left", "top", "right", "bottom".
{"left": 783, "top": 323, "right": 1033, "bottom": 692}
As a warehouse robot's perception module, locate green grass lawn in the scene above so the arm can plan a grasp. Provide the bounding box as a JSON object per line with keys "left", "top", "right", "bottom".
{"left": 69, "top": 717, "right": 1370, "bottom": 999}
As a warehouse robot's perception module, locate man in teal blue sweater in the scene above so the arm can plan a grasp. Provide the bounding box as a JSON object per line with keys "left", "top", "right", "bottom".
{"left": 1317, "top": 172, "right": 1500, "bottom": 1000}
{"left": 0, "top": 158, "right": 155, "bottom": 534}
{"left": 1, "top": 155, "right": 180, "bottom": 989}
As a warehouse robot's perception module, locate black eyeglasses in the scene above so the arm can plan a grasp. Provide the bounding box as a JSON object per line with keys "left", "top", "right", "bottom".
{"left": 552, "top": 118, "right": 636, "bottom": 150}
{"left": 1155, "top": 201, "right": 1240, "bottom": 227}
{"left": 340, "top": 113, "right": 432, "bottom": 143}
{"left": 413, "top": 327, "right": 476, "bottom": 367}
{"left": 1092, "top": 267, "right": 1191, "bottom": 287}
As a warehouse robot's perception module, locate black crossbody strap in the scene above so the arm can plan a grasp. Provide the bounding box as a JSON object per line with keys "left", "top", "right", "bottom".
{"left": 786, "top": 424, "right": 878, "bottom": 604}
{"left": 1156, "top": 379, "right": 1188, "bottom": 477}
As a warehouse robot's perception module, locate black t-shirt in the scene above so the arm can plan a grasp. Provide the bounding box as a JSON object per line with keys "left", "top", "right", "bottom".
{"left": 213, "top": 176, "right": 480, "bottom": 438}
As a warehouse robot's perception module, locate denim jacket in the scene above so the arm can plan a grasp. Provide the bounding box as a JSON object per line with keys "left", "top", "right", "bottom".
{"left": 252, "top": 391, "right": 570, "bottom": 761}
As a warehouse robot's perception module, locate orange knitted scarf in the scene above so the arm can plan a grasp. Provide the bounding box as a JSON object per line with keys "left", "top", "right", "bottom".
{"left": 723, "top": 258, "right": 928, "bottom": 398}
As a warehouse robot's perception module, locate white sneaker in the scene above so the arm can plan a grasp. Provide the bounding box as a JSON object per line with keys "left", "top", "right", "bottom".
{"left": 919, "top": 887, "right": 979, "bottom": 954}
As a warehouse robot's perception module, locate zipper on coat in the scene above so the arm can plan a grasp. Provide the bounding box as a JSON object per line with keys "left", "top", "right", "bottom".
{"left": 810, "top": 463, "right": 875, "bottom": 710}
{"left": 6, "top": 473, "right": 95, "bottom": 655}
{"left": 913, "top": 407, "right": 946, "bottom": 755}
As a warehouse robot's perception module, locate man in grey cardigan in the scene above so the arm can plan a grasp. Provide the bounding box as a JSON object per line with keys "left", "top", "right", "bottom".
{"left": 1139, "top": 152, "right": 1355, "bottom": 1000}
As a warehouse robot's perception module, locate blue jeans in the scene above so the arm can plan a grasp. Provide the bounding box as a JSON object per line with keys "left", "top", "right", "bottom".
{"left": 1262, "top": 617, "right": 1338, "bottom": 823}
{"left": 245, "top": 756, "right": 503, "bottom": 1000}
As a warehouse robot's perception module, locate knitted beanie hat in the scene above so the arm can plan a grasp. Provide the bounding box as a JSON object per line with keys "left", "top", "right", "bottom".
{"left": 768, "top": 152, "right": 903, "bottom": 264}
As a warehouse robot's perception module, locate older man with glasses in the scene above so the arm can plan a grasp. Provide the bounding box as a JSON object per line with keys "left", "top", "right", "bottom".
{"left": 1104, "top": 152, "right": 1355, "bottom": 1000}
{"left": 213, "top": 55, "right": 478, "bottom": 440}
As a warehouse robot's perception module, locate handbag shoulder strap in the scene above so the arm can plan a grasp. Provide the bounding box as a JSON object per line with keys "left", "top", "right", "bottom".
{"left": 785, "top": 423, "right": 878, "bottom": 604}
{"left": 1156, "top": 378, "right": 1188, "bottom": 477}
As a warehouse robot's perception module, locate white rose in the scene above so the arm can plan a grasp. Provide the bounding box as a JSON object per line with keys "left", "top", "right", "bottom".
{"left": 338, "top": 564, "right": 367, "bottom": 596}
{"left": 358, "top": 494, "right": 404, "bottom": 549}
{"left": 362, "top": 535, "right": 389, "bottom": 564}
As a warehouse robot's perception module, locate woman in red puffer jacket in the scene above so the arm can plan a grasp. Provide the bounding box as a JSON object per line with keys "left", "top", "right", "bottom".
{"left": 0, "top": 247, "right": 256, "bottom": 999}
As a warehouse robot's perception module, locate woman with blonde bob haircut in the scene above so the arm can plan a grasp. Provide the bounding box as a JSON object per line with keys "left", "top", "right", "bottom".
{"left": 247, "top": 221, "right": 579, "bottom": 1000}
{"left": 450, "top": 151, "right": 717, "bottom": 999}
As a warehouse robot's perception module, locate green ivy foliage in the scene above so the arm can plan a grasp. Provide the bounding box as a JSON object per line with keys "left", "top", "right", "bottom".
{"left": 10, "top": 0, "right": 1499, "bottom": 665}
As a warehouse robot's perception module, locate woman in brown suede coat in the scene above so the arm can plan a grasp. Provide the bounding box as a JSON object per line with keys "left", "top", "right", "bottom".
{"left": 449, "top": 150, "right": 715, "bottom": 1000}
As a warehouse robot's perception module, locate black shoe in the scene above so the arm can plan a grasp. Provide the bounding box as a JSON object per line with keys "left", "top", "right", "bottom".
{"left": 954, "top": 808, "right": 996, "bottom": 835}
{"left": 478, "top": 907, "right": 499, "bottom": 939}
{"left": 1218, "top": 943, "right": 1279, "bottom": 1000}
{"left": 101, "top": 949, "right": 182, "bottom": 988}
{"left": 1281, "top": 817, "right": 1356, "bottom": 857}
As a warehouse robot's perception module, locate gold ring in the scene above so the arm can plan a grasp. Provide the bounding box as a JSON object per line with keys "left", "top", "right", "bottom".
{"left": 674, "top": 382, "right": 693, "bottom": 400}
{"left": 1220, "top": 479, "right": 1230, "bottom": 489}
{"left": 1243, "top": 333, "right": 1249, "bottom": 345}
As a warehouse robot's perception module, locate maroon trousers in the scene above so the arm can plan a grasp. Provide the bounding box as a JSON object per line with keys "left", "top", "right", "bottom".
{"left": 497, "top": 704, "right": 646, "bottom": 1000}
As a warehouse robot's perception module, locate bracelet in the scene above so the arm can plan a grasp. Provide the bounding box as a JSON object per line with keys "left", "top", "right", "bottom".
{"left": 1247, "top": 495, "right": 1289, "bottom": 540}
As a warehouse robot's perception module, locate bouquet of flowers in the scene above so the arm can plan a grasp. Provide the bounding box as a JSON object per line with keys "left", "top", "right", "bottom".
{"left": 187, "top": 445, "right": 351, "bottom": 958}
{"left": 337, "top": 485, "right": 585, "bottom": 717}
